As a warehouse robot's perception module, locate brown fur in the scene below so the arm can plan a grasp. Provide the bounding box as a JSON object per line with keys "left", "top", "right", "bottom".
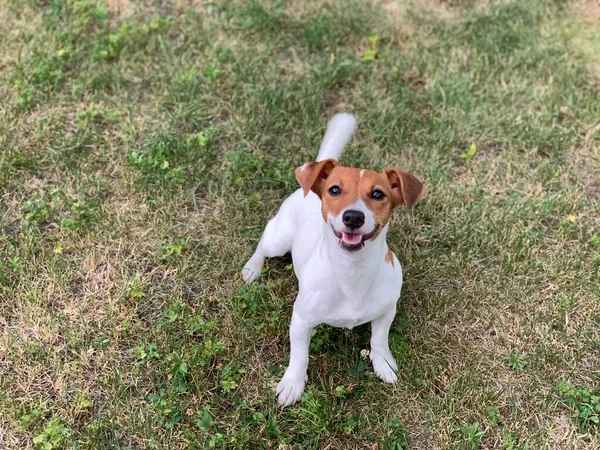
{"left": 319, "top": 167, "right": 395, "bottom": 240}
{"left": 295, "top": 161, "right": 425, "bottom": 238}
{"left": 295, "top": 160, "right": 338, "bottom": 198}
{"left": 385, "top": 168, "right": 426, "bottom": 210}
{"left": 385, "top": 247, "right": 395, "bottom": 267}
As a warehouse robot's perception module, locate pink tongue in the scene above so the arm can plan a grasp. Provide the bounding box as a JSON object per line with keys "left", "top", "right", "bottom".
{"left": 342, "top": 232, "right": 362, "bottom": 245}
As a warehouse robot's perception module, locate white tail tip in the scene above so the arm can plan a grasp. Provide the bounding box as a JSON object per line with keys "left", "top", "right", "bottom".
{"left": 316, "top": 113, "right": 357, "bottom": 162}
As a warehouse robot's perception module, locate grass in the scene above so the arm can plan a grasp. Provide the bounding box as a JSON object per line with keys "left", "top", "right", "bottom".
{"left": 0, "top": 0, "right": 600, "bottom": 448}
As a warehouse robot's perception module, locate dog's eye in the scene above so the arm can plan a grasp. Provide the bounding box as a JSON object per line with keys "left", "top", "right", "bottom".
{"left": 371, "top": 189, "right": 385, "bottom": 200}
{"left": 328, "top": 186, "right": 341, "bottom": 196}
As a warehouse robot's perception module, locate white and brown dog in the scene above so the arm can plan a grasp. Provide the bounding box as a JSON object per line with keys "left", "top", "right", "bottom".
{"left": 242, "top": 113, "right": 425, "bottom": 406}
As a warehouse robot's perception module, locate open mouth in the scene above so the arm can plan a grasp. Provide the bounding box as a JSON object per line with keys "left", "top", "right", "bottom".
{"left": 331, "top": 225, "right": 379, "bottom": 251}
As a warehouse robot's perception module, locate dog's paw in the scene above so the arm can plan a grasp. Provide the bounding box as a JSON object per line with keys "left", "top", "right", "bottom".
{"left": 276, "top": 376, "right": 305, "bottom": 407}
{"left": 241, "top": 260, "right": 262, "bottom": 284}
{"left": 370, "top": 351, "right": 398, "bottom": 384}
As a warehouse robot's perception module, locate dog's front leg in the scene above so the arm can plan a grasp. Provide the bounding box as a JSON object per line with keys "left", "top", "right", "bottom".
{"left": 369, "top": 306, "right": 398, "bottom": 384}
{"left": 276, "top": 309, "right": 313, "bottom": 406}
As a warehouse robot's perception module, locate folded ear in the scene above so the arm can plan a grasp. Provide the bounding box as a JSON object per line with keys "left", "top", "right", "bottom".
{"left": 295, "top": 159, "right": 338, "bottom": 197}
{"left": 384, "top": 168, "right": 425, "bottom": 210}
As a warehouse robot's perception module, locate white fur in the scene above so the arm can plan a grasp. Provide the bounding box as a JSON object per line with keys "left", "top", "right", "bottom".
{"left": 316, "top": 112, "right": 357, "bottom": 162}
{"left": 241, "top": 114, "right": 402, "bottom": 406}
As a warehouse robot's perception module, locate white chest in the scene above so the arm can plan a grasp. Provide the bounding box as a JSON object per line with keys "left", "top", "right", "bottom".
{"left": 323, "top": 306, "right": 374, "bottom": 329}
{"left": 293, "top": 228, "right": 403, "bottom": 329}
{"left": 297, "top": 269, "right": 401, "bottom": 329}
{"left": 321, "top": 288, "right": 396, "bottom": 329}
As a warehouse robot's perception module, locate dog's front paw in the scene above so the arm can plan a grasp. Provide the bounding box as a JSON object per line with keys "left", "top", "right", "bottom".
{"left": 276, "top": 375, "right": 306, "bottom": 407}
{"left": 241, "top": 260, "right": 262, "bottom": 284}
{"left": 370, "top": 351, "right": 398, "bottom": 384}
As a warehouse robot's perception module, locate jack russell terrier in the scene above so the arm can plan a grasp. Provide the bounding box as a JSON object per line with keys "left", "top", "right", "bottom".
{"left": 242, "top": 113, "right": 425, "bottom": 406}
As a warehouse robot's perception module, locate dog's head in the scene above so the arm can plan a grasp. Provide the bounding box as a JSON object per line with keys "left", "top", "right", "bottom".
{"left": 296, "top": 160, "right": 425, "bottom": 252}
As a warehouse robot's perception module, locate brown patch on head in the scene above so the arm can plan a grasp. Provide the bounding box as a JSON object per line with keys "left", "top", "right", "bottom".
{"left": 385, "top": 247, "right": 395, "bottom": 267}
{"left": 314, "top": 167, "right": 396, "bottom": 238}
{"left": 298, "top": 164, "right": 394, "bottom": 237}
{"left": 356, "top": 169, "right": 402, "bottom": 228}
{"left": 320, "top": 166, "right": 366, "bottom": 219}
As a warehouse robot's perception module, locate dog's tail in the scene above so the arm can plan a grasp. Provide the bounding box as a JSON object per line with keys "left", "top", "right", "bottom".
{"left": 316, "top": 113, "right": 357, "bottom": 162}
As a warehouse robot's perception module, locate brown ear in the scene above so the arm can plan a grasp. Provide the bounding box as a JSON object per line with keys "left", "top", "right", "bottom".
{"left": 295, "top": 159, "right": 338, "bottom": 197}
{"left": 385, "top": 168, "right": 425, "bottom": 210}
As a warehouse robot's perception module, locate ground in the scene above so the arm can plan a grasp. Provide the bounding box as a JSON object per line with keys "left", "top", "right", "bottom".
{"left": 0, "top": 0, "right": 599, "bottom": 449}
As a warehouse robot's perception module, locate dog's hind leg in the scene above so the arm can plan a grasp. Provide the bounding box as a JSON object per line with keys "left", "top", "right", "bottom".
{"left": 241, "top": 209, "right": 293, "bottom": 284}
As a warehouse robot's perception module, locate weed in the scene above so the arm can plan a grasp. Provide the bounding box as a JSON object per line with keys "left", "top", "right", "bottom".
{"left": 310, "top": 325, "right": 333, "bottom": 352}
{"left": 21, "top": 194, "right": 51, "bottom": 227}
{"left": 461, "top": 142, "right": 478, "bottom": 162}
{"left": 486, "top": 405, "right": 501, "bottom": 427}
{"left": 385, "top": 418, "right": 410, "bottom": 450}
{"left": 124, "top": 275, "right": 145, "bottom": 300}
{"left": 505, "top": 348, "right": 528, "bottom": 372}
{"left": 362, "top": 34, "right": 380, "bottom": 61}
{"left": 32, "top": 418, "right": 70, "bottom": 450}
{"left": 19, "top": 405, "right": 45, "bottom": 430}
{"left": 502, "top": 433, "right": 530, "bottom": 450}
{"left": 186, "top": 315, "right": 219, "bottom": 335}
{"left": 148, "top": 390, "right": 182, "bottom": 430}
{"left": 460, "top": 422, "right": 485, "bottom": 450}
{"left": 74, "top": 394, "right": 93, "bottom": 416}
{"left": 133, "top": 342, "right": 160, "bottom": 364}
{"left": 158, "top": 238, "right": 186, "bottom": 262}
{"left": 220, "top": 360, "right": 245, "bottom": 394}
{"left": 558, "top": 380, "right": 600, "bottom": 434}
{"left": 195, "top": 409, "right": 213, "bottom": 431}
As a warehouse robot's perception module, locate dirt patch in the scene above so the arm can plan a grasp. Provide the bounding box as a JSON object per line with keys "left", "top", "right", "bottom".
{"left": 549, "top": 412, "right": 594, "bottom": 450}
{"left": 0, "top": 5, "right": 42, "bottom": 72}
{"left": 573, "top": 1, "right": 600, "bottom": 92}
{"left": 566, "top": 127, "right": 600, "bottom": 198}
{"left": 574, "top": 0, "right": 600, "bottom": 22}
{"left": 365, "top": 0, "right": 456, "bottom": 23}
{"left": 106, "top": 0, "right": 135, "bottom": 17}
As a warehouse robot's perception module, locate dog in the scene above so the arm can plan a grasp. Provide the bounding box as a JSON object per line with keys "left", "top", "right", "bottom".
{"left": 242, "top": 113, "right": 425, "bottom": 406}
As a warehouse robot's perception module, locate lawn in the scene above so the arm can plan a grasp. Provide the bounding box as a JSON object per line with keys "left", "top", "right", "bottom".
{"left": 1, "top": 0, "right": 600, "bottom": 448}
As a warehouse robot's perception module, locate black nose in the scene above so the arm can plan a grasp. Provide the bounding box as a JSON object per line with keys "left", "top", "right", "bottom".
{"left": 342, "top": 210, "right": 365, "bottom": 229}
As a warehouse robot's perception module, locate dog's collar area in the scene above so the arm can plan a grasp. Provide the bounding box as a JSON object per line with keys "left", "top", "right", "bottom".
{"left": 330, "top": 224, "right": 380, "bottom": 252}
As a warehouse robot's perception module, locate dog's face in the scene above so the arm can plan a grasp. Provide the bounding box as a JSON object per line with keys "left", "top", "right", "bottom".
{"left": 296, "top": 159, "right": 425, "bottom": 252}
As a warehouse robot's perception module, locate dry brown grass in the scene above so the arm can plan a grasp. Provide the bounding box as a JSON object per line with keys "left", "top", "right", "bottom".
{"left": 1, "top": 0, "right": 600, "bottom": 449}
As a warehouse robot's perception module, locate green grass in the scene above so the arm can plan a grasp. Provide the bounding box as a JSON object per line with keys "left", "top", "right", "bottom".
{"left": 1, "top": 0, "right": 600, "bottom": 448}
